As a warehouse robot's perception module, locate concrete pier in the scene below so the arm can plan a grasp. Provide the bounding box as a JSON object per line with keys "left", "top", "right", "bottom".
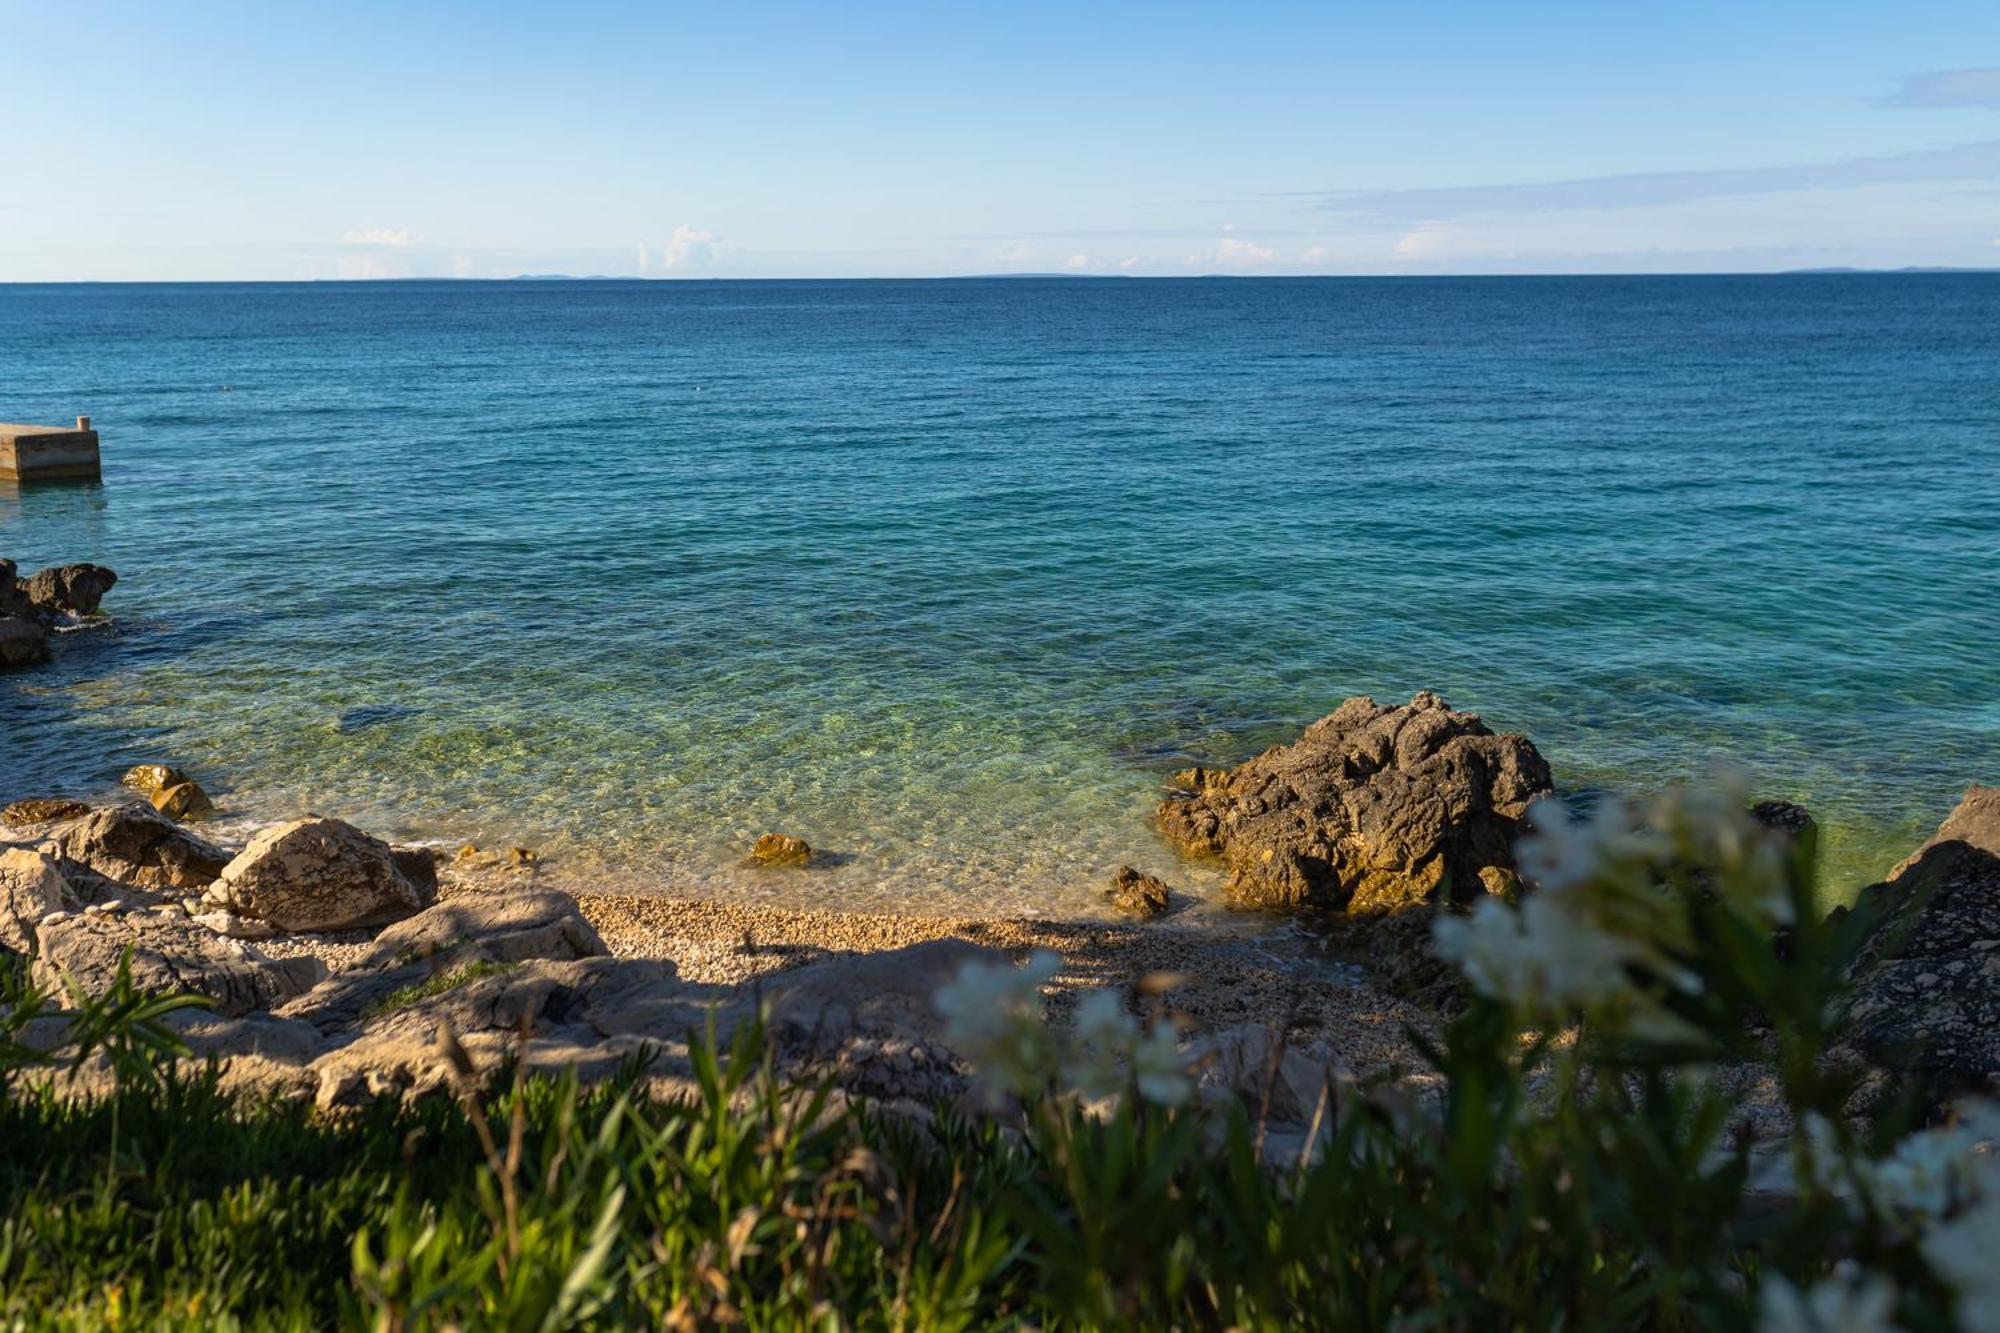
{"left": 0, "top": 418, "right": 101, "bottom": 482}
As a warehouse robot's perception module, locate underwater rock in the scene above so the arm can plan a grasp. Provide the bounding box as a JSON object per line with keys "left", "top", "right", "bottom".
{"left": 1106, "top": 866, "right": 1171, "bottom": 918}
{"left": 1156, "top": 691, "right": 1552, "bottom": 916}
{"left": 120, "top": 763, "right": 191, "bottom": 797}
{"left": 751, "top": 833, "right": 813, "bottom": 866}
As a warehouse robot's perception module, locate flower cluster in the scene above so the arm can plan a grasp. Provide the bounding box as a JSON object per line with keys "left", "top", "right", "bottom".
{"left": 1434, "top": 766, "right": 1789, "bottom": 1033}
{"left": 1758, "top": 1267, "right": 1899, "bottom": 1333}
{"left": 935, "top": 951, "right": 1191, "bottom": 1108}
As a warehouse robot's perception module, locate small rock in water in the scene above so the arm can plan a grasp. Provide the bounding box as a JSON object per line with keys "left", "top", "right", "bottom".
{"left": 750, "top": 833, "right": 813, "bottom": 867}
{"left": 1, "top": 798, "right": 89, "bottom": 828}
{"left": 121, "top": 763, "right": 191, "bottom": 797}
{"left": 151, "top": 780, "right": 215, "bottom": 822}
{"left": 334, "top": 703, "right": 421, "bottom": 734}
{"left": 1106, "top": 866, "right": 1172, "bottom": 918}
{"left": 449, "top": 842, "right": 536, "bottom": 873}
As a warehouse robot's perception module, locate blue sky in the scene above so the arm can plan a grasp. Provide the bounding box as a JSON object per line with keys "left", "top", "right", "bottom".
{"left": 3, "top": 1, "right": 1997, "bottom": 279}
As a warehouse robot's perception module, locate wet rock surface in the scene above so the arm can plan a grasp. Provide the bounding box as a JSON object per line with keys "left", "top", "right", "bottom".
{"left": 20, "top": 563, "right": 117, "bottom": 617}
{"left": 1, "top": 798, "right": 91, "bottom": 829}
{"left": 1106, "top": 866, "right": 1171, "bottom": 918}
{"left": 1156, "top": 691, "right": 1553, "bottom": 916}
{"left": 0, "top": 558, "right": 116, "bottom": 669}
{"left": 751, "top": 833, "right": 814, "bottom": 866}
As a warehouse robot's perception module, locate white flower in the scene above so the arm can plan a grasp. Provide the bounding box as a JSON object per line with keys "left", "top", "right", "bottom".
{"left": 1128, "top": 1024, "right": 1192, "bottom": 1107}
{"left": 935, "top": 957, "right": 1191, "bottom": 1108}
{"left": 1757, "top": 1270, "right": 1899, "bottom": 1333}
{"left": 936, "top": 951, "right": 1062, "bottom": 1103}
{"left": 1805, "top": 1101, "right": 2000, "bottom": 1221}
{"left": 1433, "top": 891, "right": 1638, "bottom": 1013}
{"left": 1922, "top": 1193, "right": 2000, "bottom": 1333}
{"left": 1064, "top": 990, "right": 1140, "bottom": 1099}
{"left": 1513, "top": 797, "right": 1602, "bottom": 891}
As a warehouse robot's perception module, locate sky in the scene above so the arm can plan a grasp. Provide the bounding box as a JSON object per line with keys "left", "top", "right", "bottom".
{"left": 2, "top": 1, "right": 1997, "bottom": 280}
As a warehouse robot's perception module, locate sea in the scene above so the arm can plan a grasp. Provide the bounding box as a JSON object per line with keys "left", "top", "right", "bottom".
{"left": 3, "top": 275, "right": 1996, "bottom": 915}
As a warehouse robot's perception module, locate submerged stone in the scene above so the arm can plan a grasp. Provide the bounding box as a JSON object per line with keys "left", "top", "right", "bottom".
{"left": 751, "top": 833, "right": 813, "bottom": 866}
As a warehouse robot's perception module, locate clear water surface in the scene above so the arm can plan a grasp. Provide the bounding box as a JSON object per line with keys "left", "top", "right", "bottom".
{"left": 3, "top": 276, "right": 1995, "bottom": 915}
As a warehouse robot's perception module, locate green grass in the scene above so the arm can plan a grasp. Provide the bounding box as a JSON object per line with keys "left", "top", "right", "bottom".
{"left": 359, "top": 959, "right": 519, "bottom": 1020}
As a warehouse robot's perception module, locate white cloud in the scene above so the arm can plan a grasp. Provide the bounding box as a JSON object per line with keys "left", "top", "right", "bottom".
{"left": 341, "top": 227, "right": 417, "bottom": 248}
{"left": 1392, "top": 220, "right": 1449, "bottom": 261}
{"left": 655, "top": 224, "right": 719, "bottom": 271}
{"left": 1117, "top": 255, "right": 1139, "bottom": 270}
{"left": 1193, "top": 236, "right": 1277, "bottom": 269}
{"left": 1063, "top": 252, "right": 1090, "bottom": 271}
{"left": 1302, "top": 243, "right": 1329, "bottom": 262}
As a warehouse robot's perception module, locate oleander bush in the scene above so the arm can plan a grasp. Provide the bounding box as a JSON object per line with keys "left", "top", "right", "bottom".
{"left": 2, "top": 777, "right": 1995, "bottom": 1330}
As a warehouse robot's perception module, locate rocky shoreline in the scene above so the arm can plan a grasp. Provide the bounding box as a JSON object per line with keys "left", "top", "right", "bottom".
{"left": 3, "top": 557, "right": 1995, "bottom": 1138}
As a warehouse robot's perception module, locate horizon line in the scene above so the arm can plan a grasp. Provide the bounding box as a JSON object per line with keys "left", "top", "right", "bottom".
{"left": 4, "top": 267, "right": 1999, "bottom": 286}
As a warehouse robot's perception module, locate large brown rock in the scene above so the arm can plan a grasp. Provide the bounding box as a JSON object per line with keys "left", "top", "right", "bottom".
{"left": 1847, "top": 785, "right": 2000, "bottom": 1092}
{"left": 0, "top": 848, "right": 74, "bottom": 953}
{"left": 210, "top": 816, "right": 425, "bottom": 933}
{"left": 1156, "top": 691, "right": 1553, "bottom": 915}
{"left": 33, "top": 912, "right": 325, "bottom": 1017}
{"left": 46, "top": 802, "right": 231, "bottom": 892}
{"left": 20, "top": 563, "right": 117, "bottom": 617}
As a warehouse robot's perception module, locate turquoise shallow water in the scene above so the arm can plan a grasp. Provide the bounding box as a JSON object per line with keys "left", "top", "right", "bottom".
{"left": 2, "top": 276, "right": 1995, "bottom": 914}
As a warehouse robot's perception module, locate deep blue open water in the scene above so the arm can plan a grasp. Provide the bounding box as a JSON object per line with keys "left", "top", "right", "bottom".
{"left": 3, "top": 276, "right": 1995, "bottom": 913}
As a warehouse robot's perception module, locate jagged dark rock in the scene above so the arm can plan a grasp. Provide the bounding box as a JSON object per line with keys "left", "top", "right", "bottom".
{"left": 1156, "top": 691, "right": 1553, "bottom": 915}
{"left": 1847, "top": 785, "right": 2000, "bottom": 1094}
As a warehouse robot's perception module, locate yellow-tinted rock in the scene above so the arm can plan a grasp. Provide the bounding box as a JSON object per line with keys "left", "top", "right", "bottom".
{"left": 121, "top": 764, "right": 190, "bottom": 797}
{"left": 1106, "top": 866, "right": 1171, "bottom": 918}
{"left": 750, "top": 833, "right": 812, "bottom": 866}
{"left": 151, "top": 781, "right": 215, "bottom": 822}
{"left": 1, "top": 798, "right": 89, "bottom": 828}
